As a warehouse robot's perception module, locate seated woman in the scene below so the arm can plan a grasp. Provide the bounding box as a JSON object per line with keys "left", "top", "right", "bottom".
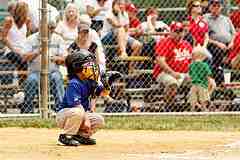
{"left": 101, "top": 0, "right": 142, "bottom": 58}
{"left": 55, "top": 3, "right": 79, "bottom": 48}
{"left": 86, "top": 0, "right": 111, "bottom": 35}
{"left": 1, "top": 1, "right": 32, "bottom": 71}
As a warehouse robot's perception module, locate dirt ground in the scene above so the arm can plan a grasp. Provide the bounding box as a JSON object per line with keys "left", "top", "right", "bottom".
{"left": 0, "top": 128, "right": 240, "bottom": 160}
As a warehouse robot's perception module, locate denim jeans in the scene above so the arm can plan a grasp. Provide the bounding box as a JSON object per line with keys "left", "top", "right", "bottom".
{"left": 21, "top": 70, "right": 65, "bottom": 113}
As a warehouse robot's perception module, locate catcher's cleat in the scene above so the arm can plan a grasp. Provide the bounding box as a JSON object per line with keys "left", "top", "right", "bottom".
{"left": 73, "top": 135, "right": 96, "bottom": 145}
{"left": 58, "top": 134, "right": 80, "bottom": 146}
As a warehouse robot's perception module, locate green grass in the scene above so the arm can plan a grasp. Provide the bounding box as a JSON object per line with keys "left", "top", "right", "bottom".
{"left": 104, "top": 115, "right": 240, "bottom": 131}
{"left": 1, "top": 115, "right": 240, "bottom": 131}
{"left": 0, "top": 119, "right": 56, "bottom": 128}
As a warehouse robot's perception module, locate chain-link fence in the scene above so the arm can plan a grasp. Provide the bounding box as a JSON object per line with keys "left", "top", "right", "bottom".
{"left": 0, "top": 0, "right": 239, "bottom": 115}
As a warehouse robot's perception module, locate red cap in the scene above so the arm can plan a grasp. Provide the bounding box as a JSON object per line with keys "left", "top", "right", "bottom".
{"left": 125, "top": 3, "right": 138, "bottom": 13}
{"left": 170, "top": 22, "right": 184, "bottom": 32}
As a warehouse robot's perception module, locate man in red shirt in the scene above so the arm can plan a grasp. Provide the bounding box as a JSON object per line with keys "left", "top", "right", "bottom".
{"left": 153, "top": 22, "right": 193, "bottom": 107}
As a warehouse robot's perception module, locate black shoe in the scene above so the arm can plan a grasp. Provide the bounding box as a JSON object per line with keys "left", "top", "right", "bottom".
{"left": 58, "top": 134, "right": 80, "bottom": 146}
{"left": 73, "top": 135, "right": 96, "bottom": 145}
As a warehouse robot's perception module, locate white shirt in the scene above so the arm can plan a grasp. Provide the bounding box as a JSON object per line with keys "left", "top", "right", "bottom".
{"left": 141, "top": 21, "right": 169, "bottom": 41}
{"left": 101, "top": 11, "right": 129, "bottom": 38}
{"left": 55, "top": 21, "right": 78, "bottom": 48}
{"left": 86, "top": 0, "right": 112, "bottom": 21}
{"left": 7, "top": 21, "right": 27, "bottom": 54}
{"left": 23, "top": 32, "right": 66, "bottom": 72}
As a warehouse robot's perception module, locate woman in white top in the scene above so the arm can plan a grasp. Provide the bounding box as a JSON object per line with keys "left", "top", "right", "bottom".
{"left": 55, "top": 3, "right": 79, "bottom": 48}
{"left": 86, "top": 0, "right": 111, "bottom": 35}
{"left": 2, "top": 1, "right": 31, "bottom": 70}
{"left": 101, "top": 0, "right": 142, "bottom": 58}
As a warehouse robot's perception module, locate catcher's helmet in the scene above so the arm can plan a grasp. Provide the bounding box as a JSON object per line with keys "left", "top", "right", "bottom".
{"left": 65, "top": 50, "right": 99, "bottom": 81}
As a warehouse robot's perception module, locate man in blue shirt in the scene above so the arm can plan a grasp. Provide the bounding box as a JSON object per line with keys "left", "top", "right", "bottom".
{"left": 56, "top": 50, "right": 106, "bottom": 146}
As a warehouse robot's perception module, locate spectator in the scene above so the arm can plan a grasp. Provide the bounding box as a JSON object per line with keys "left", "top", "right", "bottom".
{"left": 187, "top": 0, "right": 210, "bottom": 14}
{"left": 125, "top": 2, "right": 142, "bottom": 38}
{"left": 153, "top": 22, "right": 192, "bottom": 107}
{"left": 55, "top": 3, "right": 79, "bottom": 48}
{"left": 225, "top": 32, "right": 240, "bottom": 70}
{"left": 185, "top": 0, "right": 209, "bottom": 48}
{"left": 20, "top": 20, "right": 66, "bottom": 113}
{"left": 1, "top": 1, "right": 31, "bottom": 71}
{"left": 101, "top": 0, "right": 142, "bottom": 58}
{"left": 68, "top": 22, "right": 106, "bottom": 75}
{"left": 189, "top": 45, "right": 216, "bottom": 111}
{"left": 72, "top": 0, "right": 113, "bottom": 15}
{"left": 86, "top": 0, "right": 110, "bottom": 35}
{"left": 19, "top": 0, "right": 59, "bottom": 33}
{"left": 7, "top": 2, "right": 16, "bottom": 16}
{"left": 203, "top": 0, "right": 236, "bottom": 86}
{"left": 140, "top": 7, "right": 169, "bottom": 42}
{"left": 230, "top": 0, "right": 240, "bottom": 31}
{"left": 80, "top": 15, "right": 107, "bottom": 74}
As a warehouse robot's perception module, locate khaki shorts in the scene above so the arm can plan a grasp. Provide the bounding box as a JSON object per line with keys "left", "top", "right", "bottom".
{"left": 156, "top": 72, "right": 187, "bottom": 87}
{"left": 56, "top": 107, "right": 104, "bottom": 137}
{"left": 188, "top": 85, "right": 210, "bottom": 104}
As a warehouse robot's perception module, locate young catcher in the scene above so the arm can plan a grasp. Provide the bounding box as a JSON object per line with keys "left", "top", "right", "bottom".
{"left": 189, "top": 45, "right": 216, "bottom": 111}
{"left": 56, "top": 50, "right": 120, "bottom": 146}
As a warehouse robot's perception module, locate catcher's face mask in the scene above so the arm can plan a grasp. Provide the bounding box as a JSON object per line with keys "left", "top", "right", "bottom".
{"left": 81, "top": 61, "right": 99, "bottom": 81}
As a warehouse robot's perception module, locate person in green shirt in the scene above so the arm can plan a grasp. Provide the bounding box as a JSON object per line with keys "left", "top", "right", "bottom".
{"left": 189, "top": 45, "right": 216, "bottom": 111}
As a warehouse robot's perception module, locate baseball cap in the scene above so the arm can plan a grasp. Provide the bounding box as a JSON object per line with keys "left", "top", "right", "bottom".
{"left": 209, "top": 0, "right": 224, "bottom": 5}
{"left": 170, "top": 22, "right": 184, "bottom": 32}
{"left": 125, "top": 3, "right": 138, "bottom": 13}
{"left": 77, "top": 23, "right": 90, "bottom": 32}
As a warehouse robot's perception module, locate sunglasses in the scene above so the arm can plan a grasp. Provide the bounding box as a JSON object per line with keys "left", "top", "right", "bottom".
{"left": 192, "top": 4, "right": 201, "bottom": 8}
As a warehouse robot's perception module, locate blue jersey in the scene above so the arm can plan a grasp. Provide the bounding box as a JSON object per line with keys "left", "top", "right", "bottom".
{"left": 57, "top": 76, "right": 103, "bottom": 112}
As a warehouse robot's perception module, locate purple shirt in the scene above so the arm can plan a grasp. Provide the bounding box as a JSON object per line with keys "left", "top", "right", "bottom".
{"left": 57, "top": 76, "right": 103, "bottom": 112}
